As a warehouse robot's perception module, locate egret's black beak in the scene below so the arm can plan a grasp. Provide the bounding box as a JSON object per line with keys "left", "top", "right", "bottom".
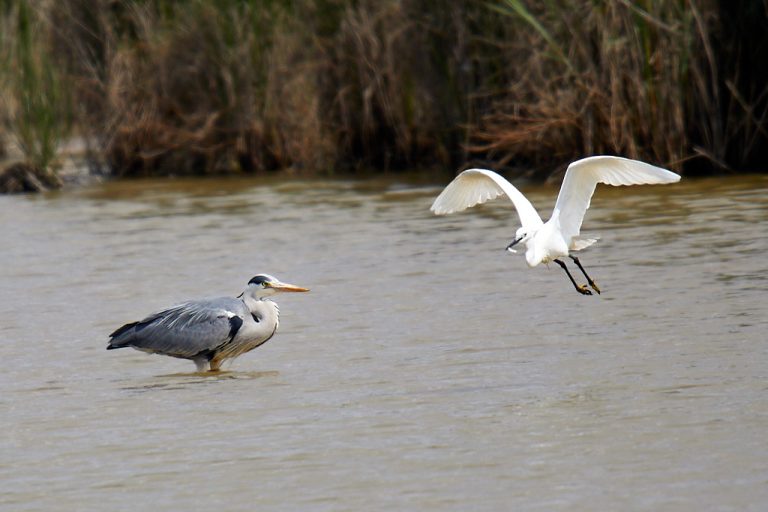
{"left": 506, "top": 236, "right": 523, "bottom": 253}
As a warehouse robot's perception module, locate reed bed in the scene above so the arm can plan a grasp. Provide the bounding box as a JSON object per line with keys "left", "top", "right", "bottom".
{"left": 1, "top": 0, "right": 766, "bottom": 182}
{"left": 1, "top": 0, "right": 70, "bottom": 187}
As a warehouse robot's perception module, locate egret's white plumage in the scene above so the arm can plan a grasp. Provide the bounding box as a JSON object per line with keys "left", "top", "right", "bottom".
{"left": 431, "top": 168, "right": 545, "bottom": 230}
{"left": 431, "top": 156, "right": 680, "bottom": 294}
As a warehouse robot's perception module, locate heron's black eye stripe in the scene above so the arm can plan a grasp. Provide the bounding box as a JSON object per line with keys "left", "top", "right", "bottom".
{"left": 249, "top": 275, "right": 268, "bottom": 286}
{"left": 251, "top": 313, "right": 260, "bottom": 323}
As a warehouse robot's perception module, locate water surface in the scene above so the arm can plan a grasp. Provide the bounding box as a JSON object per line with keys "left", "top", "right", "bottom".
{"left": 1, "top": 173, "right": 767, "bottom": 511}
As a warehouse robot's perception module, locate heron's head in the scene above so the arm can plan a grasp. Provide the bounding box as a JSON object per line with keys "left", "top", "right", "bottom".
{"left": 245, "top": 274, "right": 310, "bottom": 299}
{"left": 506, "top": 227, "right": 531, "bottom": 253}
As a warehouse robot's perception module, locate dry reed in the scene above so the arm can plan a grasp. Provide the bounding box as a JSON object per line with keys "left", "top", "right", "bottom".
{"left": 1, "top": 0, "right": 766, "bottom": 180}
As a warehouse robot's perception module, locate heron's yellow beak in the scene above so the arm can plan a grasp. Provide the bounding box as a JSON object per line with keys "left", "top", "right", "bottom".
{"left": 268, "top": 282, "right": 310, "bottom": 292}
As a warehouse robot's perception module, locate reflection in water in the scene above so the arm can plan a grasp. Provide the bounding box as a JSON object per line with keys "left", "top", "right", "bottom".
{"left": 156, "top": 370, "right": 281, "bottom": 379}
{"left": 1, "top": 174, "right": 767, "bottom": 511}
{"left": 121, "top": 371, "right": 281, "bottom": 393}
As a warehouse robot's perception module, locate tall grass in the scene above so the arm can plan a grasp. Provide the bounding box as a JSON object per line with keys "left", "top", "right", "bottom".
{"left": 1, "top": 0, "right": 69, "bottom": 180}
{"left": 1, "top": 0, "right": 766, "bottom": 180}
{"left": 472, "top": 0, "right": 696, "bottom": 177}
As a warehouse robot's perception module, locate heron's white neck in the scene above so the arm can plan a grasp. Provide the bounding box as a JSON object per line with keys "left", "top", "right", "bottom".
{"left": 243, "top": 295, "right": 280, "bottom": 328}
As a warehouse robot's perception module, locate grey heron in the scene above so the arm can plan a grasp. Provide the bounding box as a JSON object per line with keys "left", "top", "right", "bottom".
{"left": 431, "top": 156, "right": 680, "bottom": 295}
{"left": 107, "top": 274, "right": 309, "bottom": 371}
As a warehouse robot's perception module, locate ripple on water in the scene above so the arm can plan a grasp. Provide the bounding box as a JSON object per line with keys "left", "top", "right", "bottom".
{"left": 1, "top": 174, "right": 767, "bottom": 511}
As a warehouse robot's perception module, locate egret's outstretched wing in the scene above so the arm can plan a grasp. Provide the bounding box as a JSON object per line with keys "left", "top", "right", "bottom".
{"left": 430, "top": 169, "right": 543, "bottom": 228}
{"left": 552, "top": 156, "right": 680, "bottom": 242}
{"left": 108, "top": 297, "right": 247, "bottom": 358}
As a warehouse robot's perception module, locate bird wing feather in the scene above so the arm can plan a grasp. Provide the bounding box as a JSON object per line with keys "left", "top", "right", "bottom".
{"left": 109, "top": 297, "right": 248, "bottom": 358}
{"left": 430, "top": 169, "right": 543, "bottom": 229}
{"left": 552, "top": 156, "right": 680, "bottom": 242}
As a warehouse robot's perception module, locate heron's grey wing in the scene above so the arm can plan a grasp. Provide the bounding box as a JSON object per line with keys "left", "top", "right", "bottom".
{"left": 552, "top": 156, "right": 680, "bottom": 242}
{"left": 108, "top": 297, "right": 248, "bottom": 359}
{"left": 430, "top": 169, "right": 544, "bottom": 229}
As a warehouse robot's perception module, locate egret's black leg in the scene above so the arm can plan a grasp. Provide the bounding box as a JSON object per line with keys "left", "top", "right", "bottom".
{"left": 569, "top": 256, "right": 601, "bottom": 294}
{"left": 554, "top": 259, "right": 592, "bottom": 295}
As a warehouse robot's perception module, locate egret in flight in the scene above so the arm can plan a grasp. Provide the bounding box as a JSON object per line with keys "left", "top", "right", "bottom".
{"left": 431, "top": 156, "right": 680, "bottom": 295}
{"left": 107, "top": 274, "right": 309, "bottom": 371}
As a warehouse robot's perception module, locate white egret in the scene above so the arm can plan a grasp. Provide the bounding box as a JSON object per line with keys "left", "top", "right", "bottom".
{"left": 430, "top": 156, "right": 680, "bottom": 295}
{"left": 107, "top": 274, "right": 309, "bottom": 371}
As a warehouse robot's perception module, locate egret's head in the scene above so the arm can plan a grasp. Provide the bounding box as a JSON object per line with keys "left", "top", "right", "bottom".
{"left": 245, "top": 274, "right": 310, "bottom": 299}
{"left": 506, "top": 227, "right": 531, "bottom": 253}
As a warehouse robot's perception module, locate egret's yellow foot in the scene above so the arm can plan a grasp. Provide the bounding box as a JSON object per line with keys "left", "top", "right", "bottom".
{"left": 576, "top": 284, "right": 592, "bottom": 295}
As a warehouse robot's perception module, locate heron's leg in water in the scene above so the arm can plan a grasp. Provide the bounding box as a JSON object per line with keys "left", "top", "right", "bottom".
{"left": 193, "top": 354, "right": 220, "bottom": 372}
{"left": 554, "top": 259, "right": 592, "bottom": 295}
{"left": 569, "top": 256, "right": 601, "bottom": 294}
{"left": 193, "top": 358, "right": 209, "bottom": 372}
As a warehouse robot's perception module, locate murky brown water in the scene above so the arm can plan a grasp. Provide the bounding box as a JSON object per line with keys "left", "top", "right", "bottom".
{"left": 1, "top": 173, "right": 767, "bottom": 511}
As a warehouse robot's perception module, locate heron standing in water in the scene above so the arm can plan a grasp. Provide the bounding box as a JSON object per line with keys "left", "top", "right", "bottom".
{"left": 107, "top": 274, "right": 309, "bottom": 371}
{"left": 431, "top": 156, "right": 680, "bottom": 295}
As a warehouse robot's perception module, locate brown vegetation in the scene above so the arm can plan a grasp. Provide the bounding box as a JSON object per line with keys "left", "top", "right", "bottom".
{"left": 0, "top": 161, "right": 61, "bottom": 193}
{"left": 1, "top": 0, "right": 767, "bottom": 184}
